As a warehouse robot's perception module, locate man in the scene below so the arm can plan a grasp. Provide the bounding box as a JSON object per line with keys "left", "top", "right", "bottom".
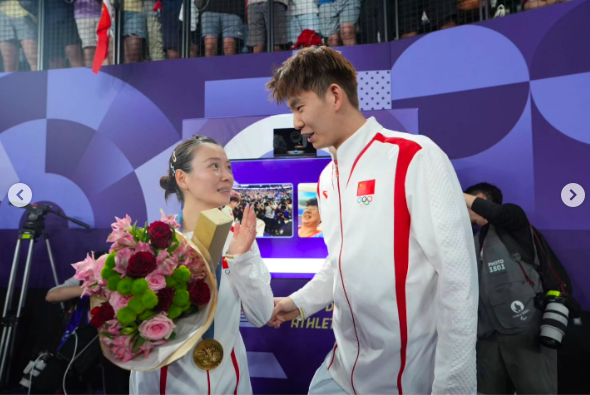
{"left": 464, "top": 182, "right": 558, "bottom": 394}
{"left": 267, "top": 46, "right": 478, "bottom": 394}
{"left": 221, "top": 195, "right": 240, "bottom": 221}
{"left": 298, "top": 197, "right": 323, "bottom": 238}
{"left": 247, "top": 0, "right": 288, "bottom": 53}
{"left": 318, "top": 0, "right": 360, "bottom": 46}
{"left": 200, "top": 0, "right": 244, "bottom": 56}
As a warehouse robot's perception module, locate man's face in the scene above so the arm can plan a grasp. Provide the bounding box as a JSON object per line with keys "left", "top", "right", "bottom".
{"left": 302, "top": 205, "right": 321, "bottom": 228}
{"left": 468, "top": 192, "right": 489, "bottom": 226}
{"left": 288, "top": 90, "right": 336, "bottom": 150}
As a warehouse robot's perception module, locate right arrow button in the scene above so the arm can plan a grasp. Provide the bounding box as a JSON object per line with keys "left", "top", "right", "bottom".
{"left": 562, "top": 183, "right": 585, "bottom": 208}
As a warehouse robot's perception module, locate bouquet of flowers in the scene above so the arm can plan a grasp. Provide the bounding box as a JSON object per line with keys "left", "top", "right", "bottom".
{"left": 72, "top": 212, "right": 218, "bottom": 370}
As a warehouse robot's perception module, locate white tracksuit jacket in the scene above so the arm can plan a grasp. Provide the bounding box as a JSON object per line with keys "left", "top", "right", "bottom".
{"left": 130, "top": 230, "right": 274, "bottom": 395}
{"left": 291, "top": 117, "right": 478, "bottom": 395}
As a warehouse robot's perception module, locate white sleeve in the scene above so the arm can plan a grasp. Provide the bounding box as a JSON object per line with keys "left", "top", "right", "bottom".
{"left": 225, "top": 240, "right": 274, "bottom": 328}
{"left": 290, "top": 257, "right": 334, "bottom": 320}
{"left": 405, "top": 143, "right": 478, "bottom": 395}
{"left": 48, "top": 276, "right": 81, "bottom": 293}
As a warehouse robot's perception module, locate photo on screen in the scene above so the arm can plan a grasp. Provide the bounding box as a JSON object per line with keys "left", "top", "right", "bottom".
{"left": 231, "top": 184, "right": 293, "bottom": 238}
{"left": 298, "top": 183, "right": 323, "bottom": 238}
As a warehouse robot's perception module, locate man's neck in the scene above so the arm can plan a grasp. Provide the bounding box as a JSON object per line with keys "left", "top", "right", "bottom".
{"left": 299, "top": 225, "right": 319, "bottom": 237}
{"left": 332, "top": 111, "right": 368, "bottom": 156}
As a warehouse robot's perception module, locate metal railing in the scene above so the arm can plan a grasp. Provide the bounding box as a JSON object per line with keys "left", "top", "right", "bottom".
{"left": 0, "top": 0, "right": 563, "bottom": 72}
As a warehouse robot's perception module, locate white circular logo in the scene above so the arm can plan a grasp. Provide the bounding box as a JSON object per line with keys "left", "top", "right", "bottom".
{"left": 561, "top": 183, "right": 585, "bottom": 208}
{"left": 511, "top": 301, "right": 525, "bottom": 314}
{"left": 8, "top": 183, "right": 32, "bottom": 208}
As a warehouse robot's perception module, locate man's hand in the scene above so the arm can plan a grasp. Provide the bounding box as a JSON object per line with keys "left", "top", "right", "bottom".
{"left": 268, "top": 297, "right": 300, "bottom": 328}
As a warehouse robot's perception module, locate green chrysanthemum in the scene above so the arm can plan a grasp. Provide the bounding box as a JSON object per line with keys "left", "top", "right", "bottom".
{"left": 128, "top": 297, "right": 146, "bottom": 314}
{"left": 107, "top": 273, "right": 121, "bottom": 291}
{"left": 141, "top": 290, "right": 158, "bottom": 309}
{"left": 117, "top": 277, "right": 133, "bottom": 296}
{"left": 172, "top": 266, "right": 191, "bottom": 283}
{"left": 131, "top": 278, "right": 149, "bottom": 296}
{"left": 117, "top": 307, "right": 137, "bottom": 326}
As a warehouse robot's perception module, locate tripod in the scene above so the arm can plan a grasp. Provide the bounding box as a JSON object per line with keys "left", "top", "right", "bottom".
{"left": 0, "top": 203, "right": 89, "bottom": 388}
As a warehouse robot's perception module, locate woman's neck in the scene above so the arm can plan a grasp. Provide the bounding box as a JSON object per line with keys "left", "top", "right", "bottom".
{"left": 182, "top": 198, "right": 214, "bottom": 233}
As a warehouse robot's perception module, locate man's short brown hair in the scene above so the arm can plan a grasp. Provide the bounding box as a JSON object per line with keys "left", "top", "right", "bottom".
{"left": 266, "top": 46, "right": 359, "bottom": 109}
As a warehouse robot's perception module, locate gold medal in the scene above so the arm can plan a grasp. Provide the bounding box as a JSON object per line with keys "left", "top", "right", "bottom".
{"left": 193, "top": 339, "right": 224, "bottom": 370}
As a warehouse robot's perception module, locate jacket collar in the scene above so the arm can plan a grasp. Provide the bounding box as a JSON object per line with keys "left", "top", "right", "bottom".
{"left": 330, "top": 117, "right": 383, "bottom": 181}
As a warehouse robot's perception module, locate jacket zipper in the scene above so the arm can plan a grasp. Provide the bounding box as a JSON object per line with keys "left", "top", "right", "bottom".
{"left": 335, "top": 160, "right": 360, "bottom": 395}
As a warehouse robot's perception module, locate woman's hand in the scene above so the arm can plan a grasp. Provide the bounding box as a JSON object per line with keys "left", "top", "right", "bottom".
{"left": 227, "top": 204, "right": 257, "bottom": 256}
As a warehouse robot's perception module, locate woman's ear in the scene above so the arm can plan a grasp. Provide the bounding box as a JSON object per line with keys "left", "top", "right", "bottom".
{"left": 176, "top": 170, "right": 187, "bottom": 191}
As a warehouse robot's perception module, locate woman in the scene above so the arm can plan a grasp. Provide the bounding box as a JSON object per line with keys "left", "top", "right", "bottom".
{"left": 130, "top": 135, "right": 274, "bottom": 394}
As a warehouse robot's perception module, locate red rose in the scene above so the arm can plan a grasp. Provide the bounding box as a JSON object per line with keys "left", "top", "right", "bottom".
{"left": 90, "top": 302, "right": 115, "bottom": 328}
{"left": 148, "top": 221, "right": 173, "bottom": 249}
{"left": 188, "top": 280, "right": 211, "bottom": 306}
{"left": 127, "top": 251, "right": 157, "bottom": 278}
{"left": 155, "top": 288, "right": 175, "bottom": 313}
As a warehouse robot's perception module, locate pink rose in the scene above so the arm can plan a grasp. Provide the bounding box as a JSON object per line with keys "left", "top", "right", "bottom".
{"left": 138, "top": 313, "right": 176, "bottom": 341}
{"left": 185, "top": 252, "right": 207, "bottom": 281}
{"left": 145, "top": 272, "right": 166, "bottom": 291}
{"left": 114, "top": 248, "right": 133, "bottom": 275}
{"left": 109, "top": 292, "right": 132, "bottom": 314}
{"left": 155, "top": 250, "right": 179, "bottom": 276}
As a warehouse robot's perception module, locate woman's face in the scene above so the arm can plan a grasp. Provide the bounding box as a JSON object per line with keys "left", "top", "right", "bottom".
{"left": 301, "top": 205, "right": 321, "bottom": 228}
{"left": 180, "top": 144, "right": 234, "bottom": 209}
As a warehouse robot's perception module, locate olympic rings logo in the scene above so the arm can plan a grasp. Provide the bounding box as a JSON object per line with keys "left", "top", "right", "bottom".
{"left": 357, "top": 196, "right": 373, "bottom": 206}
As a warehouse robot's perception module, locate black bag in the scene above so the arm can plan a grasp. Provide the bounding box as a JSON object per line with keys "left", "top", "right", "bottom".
{"left": 530, "top": 226, "right": 582, "bottom": 318}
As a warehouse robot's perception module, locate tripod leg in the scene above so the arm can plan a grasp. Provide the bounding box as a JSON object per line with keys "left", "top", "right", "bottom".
{"left": 0, "top": 239, "right": 22, "bottom": 386}
{"left": 44, "top": 236, "right": 64, "bottom": 311}
{"left": 0, "top": 238, "right": 34, "bottom": 386}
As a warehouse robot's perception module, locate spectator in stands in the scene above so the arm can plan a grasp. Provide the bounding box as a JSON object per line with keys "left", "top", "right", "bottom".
{"left": 66, "top": 0, "right": 102, "bottom": 67}
{"left": 298, "top": 197, "right": 323, "bottom": 238}
{"left": 264, "top": 201, "right": 276, "bottom": 234}
{"left": 0, "top": 0, "right": 38, "bottom": 71}
{"left": 123, "top": 0, "right": 146, "bottom": 63}
{"left": 360, "top": 0, "right": 394, "bottom": 43}
{"left": 162, "top": 0, "right": 198, "bottom": 59}
{"left": 287, "top": 0, "right": 320, "bottom": 46}
{"left": 424, "top": 0, "right": 457, "bottom": 32}
{"left": 247, "top": 0, "right": 289, "bottom": 53}
{"left": 318, "top": 0, "right": 360, "bottom": 46}
{"left": 200, "top": 0, "right": 244, "bottom": 56}
{"left": 45, "top": 0, "right": 83, "bottom": 69}
{"left": 143, "top": 0, "right": 165, "bottom": 60}
{"left": 523, "top": 0, "right": 567, "bottom": 10}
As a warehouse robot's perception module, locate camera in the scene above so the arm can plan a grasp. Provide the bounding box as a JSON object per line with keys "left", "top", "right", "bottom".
{"left": 540, "top": 291, "right": 569, "bottom": 348}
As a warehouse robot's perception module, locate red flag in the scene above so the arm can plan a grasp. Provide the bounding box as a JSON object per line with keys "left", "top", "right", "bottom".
{"left": 357, "top": 180, "right": 376, "bottom": 196}
{"left": 92, "top": 0, "right": 114, "bottom": 74}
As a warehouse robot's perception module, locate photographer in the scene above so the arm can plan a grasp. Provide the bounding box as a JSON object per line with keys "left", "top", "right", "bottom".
{"left": 464, "top": 182, "right": 575, "bottom": 394}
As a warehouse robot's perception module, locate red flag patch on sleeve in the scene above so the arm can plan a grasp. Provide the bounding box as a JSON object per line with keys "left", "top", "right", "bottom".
{"left": 357, "top": 180, "right": 376, "bottom": 196}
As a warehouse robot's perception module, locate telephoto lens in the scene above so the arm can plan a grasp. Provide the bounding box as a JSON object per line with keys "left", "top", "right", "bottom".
{"left": 540, "top": 291, "right": 569, "bottom": 348}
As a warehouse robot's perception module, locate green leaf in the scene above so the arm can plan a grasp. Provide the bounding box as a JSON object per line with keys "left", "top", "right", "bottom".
{"left": 100, "top": 332, "right": 114, "bottom": 339}
{"left": 168, "top": 332, "right": 177, "bottom": 340}
{"left": 88, "top": 282, "right": 98, "bottom": 288}
{"left": 167, "top": 242, "right": 179, "bottom": 254}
